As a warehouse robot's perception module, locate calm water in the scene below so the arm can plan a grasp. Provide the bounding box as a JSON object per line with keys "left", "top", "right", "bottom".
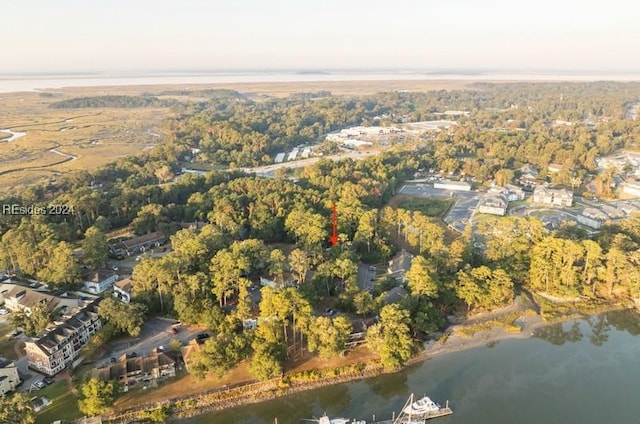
{"left": 2, "top": 71, "right": 640, "bottom": 93}
{"left": 175, "top": 310, "right": 640, "bottom": 424}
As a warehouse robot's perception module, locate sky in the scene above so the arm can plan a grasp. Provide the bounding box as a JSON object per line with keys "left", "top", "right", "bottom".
{"left": 2, "top": 0, "right": 639, "bottom": 74}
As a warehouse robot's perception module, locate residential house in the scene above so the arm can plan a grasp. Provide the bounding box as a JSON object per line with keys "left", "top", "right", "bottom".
{"left": 519, "top": 164, "right": 539, "bottom": 187}
{"left": 92, "top": 349, "right": 176, "bottom": 391}
{"left": 25, "top": 299, "right": 102, "bottom": 376}
{"left": 547, "top": 163, "right": 563, "bottom": 173}
{"left": 82, "top": 269, "right": 118, "bottom": 294}
{"left": 180, "top": 338, "right": 205, "bottom": 372}
{"left": 2, "top": 286, "right": 60, "bottom": 315}
{"left": 0, "top": 359, "right": 20, "bottom": 395}
{"left": 110, "top": 231, "right": 166, "bottom": 257}
{"left": 113, "top": 278, "right": 132, "bottom": 304}
{"left": 504, "top": 184, "right": 526, "bottom": 201}
{"left": 259, "top": 273, "right": 296, "bottom": 289}
{"left": 532, "top": 186, "right": 573, "bottom": 207}
{"left": 388, "top": 250, "right": 414, "bottom": 282}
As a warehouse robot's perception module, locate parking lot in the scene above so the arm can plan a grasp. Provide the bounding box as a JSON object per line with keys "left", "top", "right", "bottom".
{"left": 399, "top": 184, "right": 484, "bottom": 232}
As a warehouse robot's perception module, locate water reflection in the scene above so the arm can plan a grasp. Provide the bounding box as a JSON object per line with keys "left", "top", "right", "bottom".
{"left": 364, "top": 367, "right": 409, "bottom": 400}
{"left": 534, "top": 309, "right": 640, "bottom": 347}
{"left": 534, "top": 320, "right": 583, "bottom": 345}
{"left": 314, "top": 384, "right": 351, "bottom": 416}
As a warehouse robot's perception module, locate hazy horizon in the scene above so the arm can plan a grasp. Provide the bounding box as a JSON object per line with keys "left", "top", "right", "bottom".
{"left": 4, "top": 0, "right": 640, "bottom": 74}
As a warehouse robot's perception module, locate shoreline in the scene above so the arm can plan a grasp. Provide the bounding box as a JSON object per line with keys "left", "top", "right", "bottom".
{"left": 98, "top": 301, "right": 633, "bottom": 424}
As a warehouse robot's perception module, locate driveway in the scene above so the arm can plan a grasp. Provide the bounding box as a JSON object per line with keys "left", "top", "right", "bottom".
{"left": 94, "top": 317, "right": 203, "bottom": 367}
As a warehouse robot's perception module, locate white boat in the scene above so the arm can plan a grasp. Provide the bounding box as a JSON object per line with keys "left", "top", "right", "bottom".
{"left": 318, "top": 415, "right": 366, "bottom": 424}
{"left": 402, "top": 395, "right": 441, "bottom": 415}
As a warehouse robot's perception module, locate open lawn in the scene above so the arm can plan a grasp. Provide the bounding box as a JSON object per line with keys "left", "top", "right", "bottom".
{"left": 387, "top": 194, "right": 455, "bottom": 218}
{"left": 0, "top": 323, "right": 18, "bottom": 360}
{"left": 34, "top": 381, "right": 81, "bottom": 424}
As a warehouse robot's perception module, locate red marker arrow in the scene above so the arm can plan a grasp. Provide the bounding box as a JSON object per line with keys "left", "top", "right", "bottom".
{"left": 330, "top": 203, "right": 339, "bottom": 246}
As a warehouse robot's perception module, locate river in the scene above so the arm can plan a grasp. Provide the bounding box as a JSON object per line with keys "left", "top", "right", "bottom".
{"left": 174, "top": 310, "right": 640, "bottom": 424}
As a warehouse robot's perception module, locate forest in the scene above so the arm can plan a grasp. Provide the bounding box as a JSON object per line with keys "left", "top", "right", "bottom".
{"left": 2, "top": 82, "right": 640, "bottom": 379}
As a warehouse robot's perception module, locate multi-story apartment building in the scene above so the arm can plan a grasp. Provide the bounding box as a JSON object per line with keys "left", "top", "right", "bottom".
{"left": 532, "top": 186, "right": 573, "bottom": 207}
{"left": 25, "top": 299, "right": 102, "bottom": 376}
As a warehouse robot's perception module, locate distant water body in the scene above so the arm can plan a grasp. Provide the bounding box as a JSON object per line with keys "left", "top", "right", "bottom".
{"left": 175, "top": 310, "right": 640, "bottom": 424}
{"left": 1, "top": 70, "right": 640, "bottom": 93}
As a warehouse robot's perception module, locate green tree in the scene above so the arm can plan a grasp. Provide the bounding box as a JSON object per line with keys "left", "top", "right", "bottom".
{"left": 404, "top": 255, "right": 439, "bottom": 299}
{"left": 456, "top": 266, "right": 514, "bottom": 311}
{"left": 81, "top": 226, "right": 108, "bottom": 269}
{"left": 307, "top": 316, "right": 352, "bottom": 359}
{"left": 78, "top": 378, "right": 119, "bottom": 416}
{"left": 98, "top": 297, "right": 146, "bottom": 337}
{"left": 366, "top": 304, "right": 413, "bottom": 370}
{"left": 289, "top": 248, "right": 311, "bottom": 285}
{"left": 36, "top": 241, "right": 81, "bottom": 289}
{"left": 0, "top": 393, "right": 35, "bottom": 424}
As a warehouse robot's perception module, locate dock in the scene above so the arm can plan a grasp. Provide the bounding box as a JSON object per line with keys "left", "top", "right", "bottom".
{"left": 368, "top": 395, "right": 453, "bottom": 424}
{"left": 370, "top": 408, "right": 453, "bottom": 423}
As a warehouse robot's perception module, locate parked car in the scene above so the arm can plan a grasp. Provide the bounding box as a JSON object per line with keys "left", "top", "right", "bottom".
{"left": 34, "top": 380, "right": 46, "bottom": 389}
{"left": 129, "top": 352, "right": 137, "bottom": 358}
{"left": 43, "top": 377, "right": 55, "bottom": 385}
{"left": 0, "top": 309, "right": 8, "bottom": 315}
{"left": 325, "top": 308, "right": 336, "bottom": 316}
{"left": 110, "top": 357, "right": 117, "bottom": 364}
{"left": 111, "top": 265, "right": 119, "bottom": 271}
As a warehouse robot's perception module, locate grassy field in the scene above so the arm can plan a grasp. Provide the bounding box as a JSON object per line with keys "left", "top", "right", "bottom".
{"left": 34, "top": 381, "right": 81, "bottom": 424}
{"left": 0, "top": 322, "right": 18, "bottom": 360}
{"left": 387, "top": 194, "right": 455, "bottom": 217}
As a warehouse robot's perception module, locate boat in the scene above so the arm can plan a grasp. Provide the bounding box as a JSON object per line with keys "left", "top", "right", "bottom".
{"left": 402, "top": 395, "right": 441, "bottom": 416}
{"left": 317, "top": 415, "right": 366, "bottom": 424}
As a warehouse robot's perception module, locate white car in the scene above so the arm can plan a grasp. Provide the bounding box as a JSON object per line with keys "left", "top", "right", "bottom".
{"left": 0, "top": 309, "right": 7, "bottom": 315}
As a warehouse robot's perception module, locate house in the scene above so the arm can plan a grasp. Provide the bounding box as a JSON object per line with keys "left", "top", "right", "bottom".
{"left": 504, "top": 184, "right": 526, "bottom": 201}
{"left": 2, "top": 286, "right": 60, "bottom": 315}
{"left": 478, "top": 193, "right": 508, "bottom": 216}
{"left": 547, "top": 163, "right": 563, "bottom": 173}
{"left": 259, "top": 273, "right": 296, "bottom": 289}
{"left": 25, "top": 299, "right": 102, "bottom": 376}
{"left": 388, "top": 250, "right": 413, "bottom": 282}
{"left": 519, "top": 165, "right": 539, "bottom": 187}
{"left": 532, "top": 186, "right": 573, "bottom": 207}
{"left": 92, "top": 349, "right": 176, "bottom": 391}
{"left": 180, "top": 338, "right": 205, "bottom": 372}
{"left": 82, "top": 269, "right": 118, "bottom": 294}
{"left": 384, "top": 286, "right": 409, "bottom": 304}
{"left": 0, "top": 359, "right": 20, "bottom": 395}
{"left": 434, "top": 180, "right": 472, "bottom": 191}
{"left": 113, "top": 278, "right": 132, "bottom": 304}
{"left": 110, "top": 231, "right": 166, "bottom": 257}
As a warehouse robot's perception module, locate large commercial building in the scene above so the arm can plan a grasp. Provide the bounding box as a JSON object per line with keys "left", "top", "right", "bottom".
{"left": 434, "top": 180, "right": 472, "bottom": 191}
{"left": 25, "top": 299, "right": 102, "bottom": 376}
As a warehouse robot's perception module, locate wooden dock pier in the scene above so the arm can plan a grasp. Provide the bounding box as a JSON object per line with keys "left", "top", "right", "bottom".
{"left": 368, "top": 395, "right": 453, "bottom": 424}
